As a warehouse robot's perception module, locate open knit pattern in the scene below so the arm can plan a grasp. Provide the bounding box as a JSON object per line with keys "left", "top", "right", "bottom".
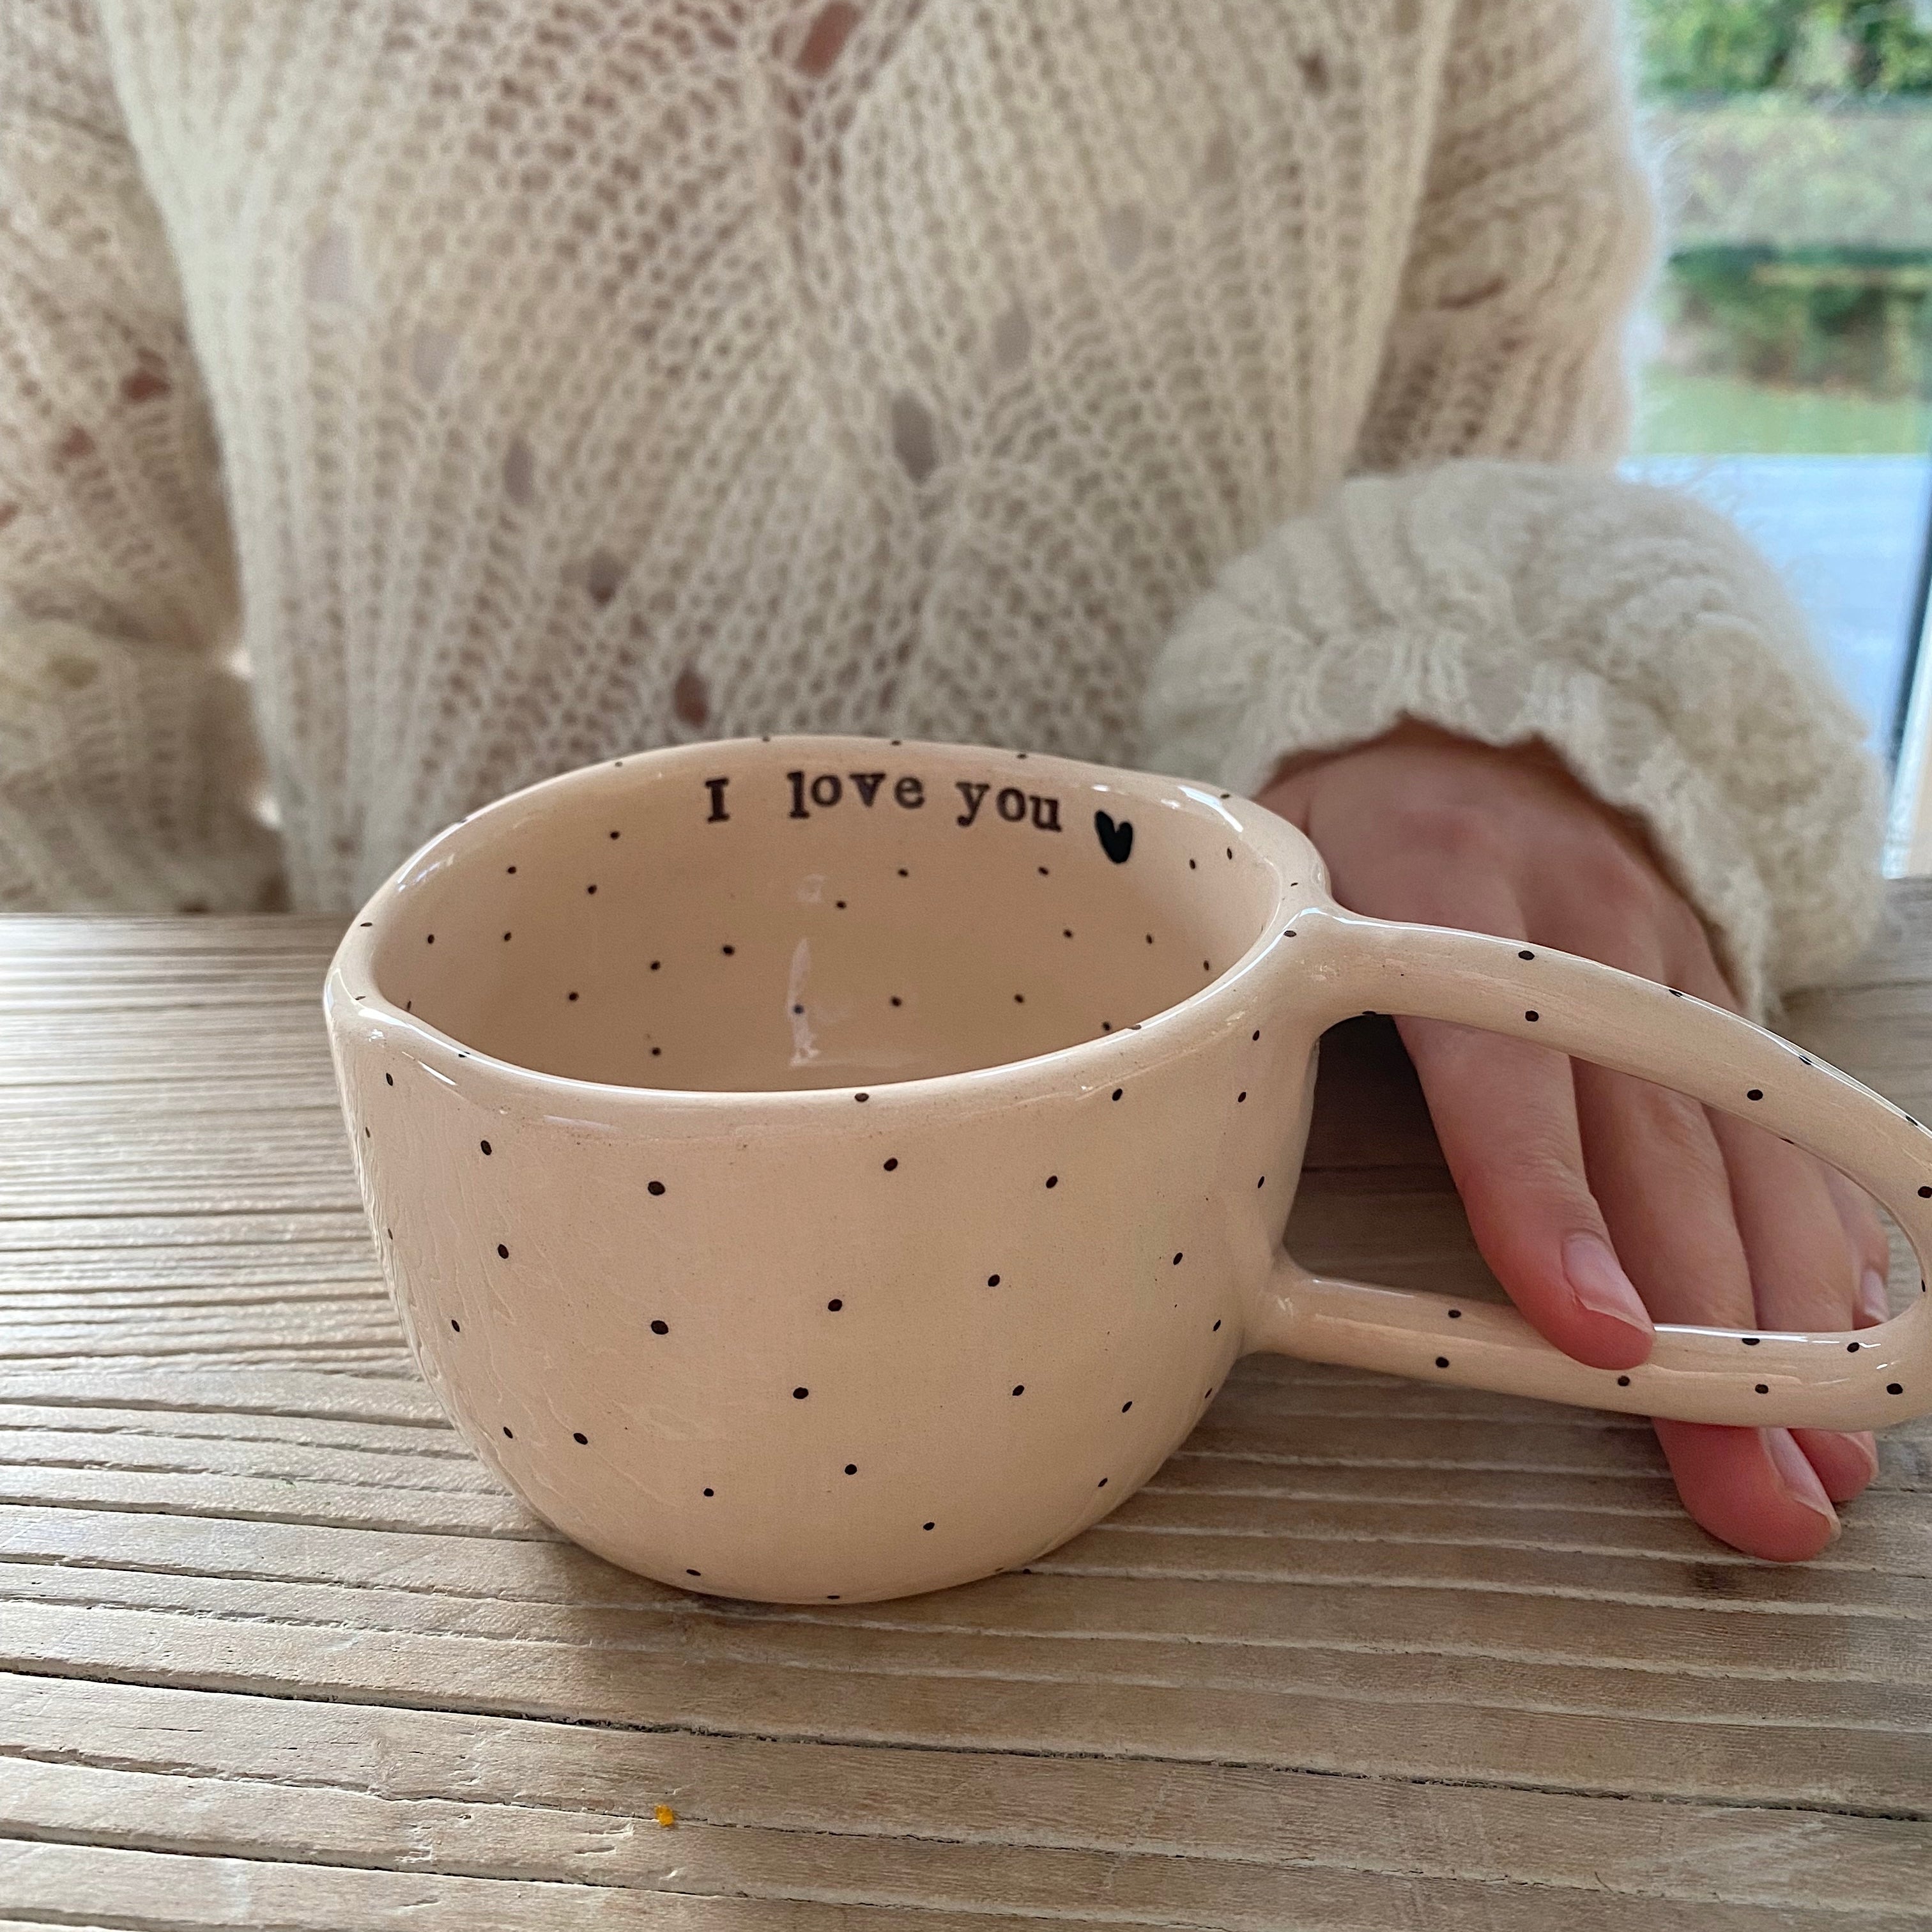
{"left": 0, "top": 0, "right": 1885, "bottom": 1014}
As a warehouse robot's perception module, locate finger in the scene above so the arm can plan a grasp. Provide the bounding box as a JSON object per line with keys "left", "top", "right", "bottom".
{"left": 1656, "top": 937, "right": 1883, "bottom": 1512}
{"left": 1544, "top": 880, "right": 1847, "bottom": 1554}
{"left": 1790, "top": 1167, "right": 1889, "bottom": 1501}
{"left": 1820, "top": 1165, "right": 1894, "bottom": 1328}
{"left": 1652, "top": 1422, "right": 1841, "bottom": 1560}
{"left": 1318, "top": 847, "right": 1655, "bottom": 1371}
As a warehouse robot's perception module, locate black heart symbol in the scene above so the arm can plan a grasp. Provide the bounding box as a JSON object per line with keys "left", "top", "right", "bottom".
{"left": 1094, "top": 809, "right": 1134, "bottom": 864}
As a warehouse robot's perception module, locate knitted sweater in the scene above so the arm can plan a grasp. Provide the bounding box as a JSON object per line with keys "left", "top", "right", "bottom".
{"left": 0, "top": 0, "right": 1886, "bottom": 1015}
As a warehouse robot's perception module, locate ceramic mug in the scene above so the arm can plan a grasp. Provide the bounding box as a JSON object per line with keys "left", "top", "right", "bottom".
{"left": 326, "top": 735, "right": 1932, "bottom": 1603}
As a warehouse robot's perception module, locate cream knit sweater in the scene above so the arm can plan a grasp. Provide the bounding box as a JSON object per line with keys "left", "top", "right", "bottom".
{"left": 0, "top": 0, "right": 1886, "bottom": 1014}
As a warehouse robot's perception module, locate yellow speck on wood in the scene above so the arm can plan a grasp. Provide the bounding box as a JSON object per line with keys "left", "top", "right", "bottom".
{"left": 654, "top": 1804, "right": 677, "bottom": 1828}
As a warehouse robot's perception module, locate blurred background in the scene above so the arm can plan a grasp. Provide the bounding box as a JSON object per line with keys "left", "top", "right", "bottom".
{"left": 1625, "top": 0, "right": 1932, "bottom": 871}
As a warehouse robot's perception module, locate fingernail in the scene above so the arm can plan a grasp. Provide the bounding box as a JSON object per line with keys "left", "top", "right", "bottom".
{"left": 1858, "top": 1266, "right": 1890, "bottom": 1328}
{"left": 1765, "top": 1427, "right": 1841, "bottom": 1540}
{"left": 1841, "top": 1430, "right": 1880, "bottom": 1486}
{"left": 1562, "top": 1232, "right": 1654, "bottom": 1337}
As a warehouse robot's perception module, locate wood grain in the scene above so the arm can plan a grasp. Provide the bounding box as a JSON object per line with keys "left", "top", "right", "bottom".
{"left": 1, "top": 907, "right": 1929, "bottom": 1927}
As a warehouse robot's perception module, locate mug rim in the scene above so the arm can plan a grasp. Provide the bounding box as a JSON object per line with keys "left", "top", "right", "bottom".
{"left": 325, "top": 734, "right": 1319, "bottom": 1112}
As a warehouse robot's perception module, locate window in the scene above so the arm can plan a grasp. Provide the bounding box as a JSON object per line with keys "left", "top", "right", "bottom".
{"left": 1625, "top": 0, "right": 1932, "bottom": 872}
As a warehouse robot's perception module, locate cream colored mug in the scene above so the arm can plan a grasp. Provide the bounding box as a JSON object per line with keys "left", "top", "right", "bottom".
{"left": 326, "top": 735, "right": 1932, "bottom": 1602}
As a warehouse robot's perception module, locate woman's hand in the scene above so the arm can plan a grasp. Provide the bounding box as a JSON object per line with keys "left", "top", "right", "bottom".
{"left": 1258, "top": 722, "right": 1888, "bottom": 1560}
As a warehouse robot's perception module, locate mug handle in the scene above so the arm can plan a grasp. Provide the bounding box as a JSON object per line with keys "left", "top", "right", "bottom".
{"left": 1248, "top": 907, "right": 1932, "bottom": 1429}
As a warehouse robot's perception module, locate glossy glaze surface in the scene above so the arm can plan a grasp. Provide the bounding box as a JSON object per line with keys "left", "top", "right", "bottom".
{"left": 326, "top": 736, "right": 1932, "bottom": 1602}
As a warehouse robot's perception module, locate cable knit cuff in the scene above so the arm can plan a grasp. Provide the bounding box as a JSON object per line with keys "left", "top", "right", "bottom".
{"left": 1139, "top": 460, "right": 1888, "bottom": 1020}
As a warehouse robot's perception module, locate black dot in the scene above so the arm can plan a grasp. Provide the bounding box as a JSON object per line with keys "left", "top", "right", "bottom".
{"left": 1252, "top": 1030, "right": 1261, "bottom": 1041}
{"left": 610, "top": 830, "right": 620, "bottom": 839}
{"left": 503, "top": 931, "right": 512, "bottom": 941}
{"left": 1189, "top": 859, "right": 1197, "bottom": 870}
{"left": 1848, "top": 1341, "right": 1862, "bottom": 1352}
{"left": 502, "top": 1426, "right": 513, "bottom": 1438}
{"left": 507, "top": 865, "right": 516, "bottom": 874}
{"left": 364, "top": 1126, "right": 371, "bottom": 1137}
{"left": 1919, "top": 1186, "right": 1930, "bottom": 1198}
{"left": 450, "top": 1318, "right": 460, "bottom": 1332}
{"left": 898, "top": 867, "right": 908, "bottom": 877}
{"left": 1122, "top": 1400, "right": 1133, "bottom": 1411}
{"left": 1038, "top": 866, "right": 1048, "bottom": 875}
{"left": 1202, "top": 960, "right": 1211, "bottom": 971}
{"left": 1524, "top": 1010, "right": 1539, "bottom": 1023}
{"left": 987, "top": 1273, "right": 1000, "bottom": 1287}
{"left": 1012, "top": 1385, "right": 1024, "bottom": 1396}
{"left": 1436, "top": 1356, "right": 1450, "bottom": 1369}
{"left": 1755, "top": 1383, "right": 1769, "bottom": 1394}
{"left": 1670, "top": 988, "right": 1683, "bottom": 997}
{"left": 1101, "top": 1021, "right": 1112, "bottom": 1032}
{"left": 1743, "top": 1336, "right": 1760, "bottom": 1346}
{"left": 1112, "top": 1087, "right": 1123, "bottom": 1101}
{"left": 1747, "top": 1089, "right": 1763, "bottom": 1101}
{"left": 1225, "top": 847, "right": 1232, "bottom": 859}
{"left": 480, "top": 1140, "right": 492, "bottom": 1155}
{"left": 426, "top": 933, "right": 434, "bottom": 944}
{"left": 703, "top": 1487, "right": 714, "bottom": 1496}
{"left": 1257, "top": 1176, "right": 1265, "bottom": 1188}
{"left": 1519, "top": 949, "right": 1534, "bottom": 960}
{"left": 836, "top": 900, "right": 847, "bottom": 909}
{"left": 1282, "top": 930, "right": 1294, "bottom": 940}
{"left": 827, "top": 1298, "right": 843, "bottom": 1310}
{"left": 793, "top": 1386, "right": 809, "bottom": 1399}
{"left": 722, "top": 944, "right": 735, "bottom": 955}
{"left": 1800, "top": 1054, "right": 1811, "bottom": 1064}
{"left": 573, "top": 1432, "right": 588, "bottom": 1444}
{"left": 1064, "top": 928, "right": 1074, "bottom": 939}
{"left": 385, "top": 1071, "right": 394, "bottom": 1086}
{"left": 359, "top": 920, "right": 372, "bottom": 927}
{"left": 1015, "top": 993, "right": 1025, "bottom": 1003}
{"left": 1146, "top": 933, "right": 1154, "bottom": 944}
{"left": 1448, "top": 1308, "right": 1462, "bottom": 1319}
{"left": 891, "top": 995, "right": 902, "bottom": 1006}
{"left": 1212, "top": 1319, "right": 1221, "bottom": 1331}
{"left": 884, "top": 1158, "right": 898, "bottom": 1171}
{"left": 648, "top": 1180, "right": 666, "bottom": 1195}
{"left": 1172, "top": 1252, "right": 1183, "bottom": 1266}
{"left": 650, "top": 1319, "right": 669, "bottom": 1335}
{"left": 1046, "top": 1175, "right": 1058, "bottom": 1188}
{"left": 586, "top": 884, "right": 597, "bottom": 894}
{"left": 1237, "top": 1091, "right": 1246, "bottom": 1103}
{"left": 568, "top": 990, "right": 579, "bottom": 1001}
{"left": 650, "top": 960, "right": 661, "bottom": 971}
{"left": 497, "top": 1243, "right": 509, "bottom": 1259}
{"left": 1098, "top": 1476, "right": 1108, "bottom": 1487}
{"left": 793, "top": 1003, "right": 804, "bottom": 1014}
{"left": 1889, "top": 1383, "right": 1905, "bottom": 1395}
{"left": 855, "top": 1091, "right": 869, "bottom": 1103}
{"left": 687, "top": 1569, "right": 700, "bottom": 1577}
{"left": 1617, "top": 1375, "right": 1630, "bottom": 1386}
{"left": 845, "top": 1462, "right": 858, "bottom": 1473}
{"left": 924, "top": 1521, "right": 935, "bottom": 1530}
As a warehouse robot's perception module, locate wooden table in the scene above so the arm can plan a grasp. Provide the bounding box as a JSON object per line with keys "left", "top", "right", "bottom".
{"left": 2, "top": 903, "right": 1928, "bottom": 1929}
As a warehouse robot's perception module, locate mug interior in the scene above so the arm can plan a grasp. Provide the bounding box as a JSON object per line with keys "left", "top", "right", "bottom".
{"left": 367, "top": 741, "right": 1284, "bottom": 1091}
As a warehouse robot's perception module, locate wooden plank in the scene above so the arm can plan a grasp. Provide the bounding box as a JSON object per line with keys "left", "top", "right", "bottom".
{"left": 1, "top": 1758, "right": 1922, "bottom": 1932}
{"left": 0, "top": 1839, "right": 1123, "bottom": 1932}
{"left": 4, "top": 1568, "right": 1928, "bottom": 1812}
{"left": 4, "top": 1675, "right": 1926, "bottom": 1914}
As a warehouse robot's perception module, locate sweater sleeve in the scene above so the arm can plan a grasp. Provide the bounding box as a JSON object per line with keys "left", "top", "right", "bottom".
{"left": 0, "top": 3, "right": 282, "bottom": 913}
{"left": 1138, "top": 0, "right": 1887, "bottom": 1016}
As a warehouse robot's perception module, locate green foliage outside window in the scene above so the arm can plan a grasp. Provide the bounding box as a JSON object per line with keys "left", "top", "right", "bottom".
{"left": 1629, "top": 0, "right": 1932, "bottom": 441}
{"left": 1633, "top": 0, "right": 1932, "bottom": 100}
